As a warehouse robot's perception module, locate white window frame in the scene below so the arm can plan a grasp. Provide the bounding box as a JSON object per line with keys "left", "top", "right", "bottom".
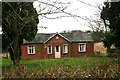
{"left": 78, "top": 43, "right": 86, "bottom": 52}
{"left": 63, "top": 44, "right": 68, "bottom": 53}
{"left": 28, "top": 46, "right": 35, "bottom": 54}
{"left": 47, "top": 46, "right": 52, "bottom": 54}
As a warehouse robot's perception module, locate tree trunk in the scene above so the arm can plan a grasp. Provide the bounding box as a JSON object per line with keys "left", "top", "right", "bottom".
{"left": 14, "top": 35, "right": 21, "bottom": 67}
{"left": 9, "top": 35, "right": 22, "bottom": 67}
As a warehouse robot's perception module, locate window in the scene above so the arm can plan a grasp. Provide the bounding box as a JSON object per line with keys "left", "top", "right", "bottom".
{"left": 28, "top": 46, "right": 35, "bottom": 54}
{"left": 63, "top": 45, "right": 68, "bottom": 53}
{"left": 78, "top": 43, "right": 86, "bottom": 52}
{"left": 47, "top": 46, "right": 52, "bottom": 54}
{"left": 55, "top": 46, "right": 59, "bottom": 52}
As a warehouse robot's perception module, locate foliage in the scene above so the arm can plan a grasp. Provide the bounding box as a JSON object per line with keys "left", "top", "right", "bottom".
{"left": 94, "top": 52, "right": 108, "bottom": 57}
{"left": 2, "top": 57, "right": 119, "bottom": 78}
{"left": 2, "top": 2, "right": 39, "bottom": 66}
{"left": 91, "top": 31, "right": 106, "bottom": 43}
{"left": 0, "top": 34, "right": 1, "bottom": 51}
{"left": 101, "top": 2, "right": 120, "bottom": 51}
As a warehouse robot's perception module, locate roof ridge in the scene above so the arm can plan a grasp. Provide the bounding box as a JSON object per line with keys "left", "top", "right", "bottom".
{"left": 23, "top": 32, "right": 93, "bottom": 44}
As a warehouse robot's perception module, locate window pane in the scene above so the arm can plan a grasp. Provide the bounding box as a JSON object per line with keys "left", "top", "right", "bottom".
{"left": 49, "top": 46, "right": 51, "bottom": 53}
{"left": 48, "top": 46, "right": 51, "bottom": 53}
{"left": 31, "top": 47, "right": 34, "bottom": 53}
{"left": 63, "top": 46, "right": 65, "bottom": 50}
{"left": 79, "top": 44, "right": 82, "bottom": 51}
{"left": 56, "top": 46, "right": 59, "bottom": 52}
{"left": 81, "top": 44, "right": 84, "bottom": 51}
{"left": 83, "top": 44, "right": 85, "bottom": 51}
{"left": 33, "top": 46, "right": 35, "bottom": 53}
{"left": 79, "top": 44, "right": 85, "bottom": 52}
{"left": 63, "top": 45, "right": 67, "bottom": 53}
{"left": 80, "top": 44, "right": 82, "bottom": 51}
{"left": 28, "top": 46, "right": 35, "bottom": 54}
{"left": 29, "top": 48, "right": 31, "bottom": 53}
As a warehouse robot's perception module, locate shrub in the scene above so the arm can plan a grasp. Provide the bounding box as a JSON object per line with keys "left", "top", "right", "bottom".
{"left": 2, "top": 57, "right": 119, "bottom": 78}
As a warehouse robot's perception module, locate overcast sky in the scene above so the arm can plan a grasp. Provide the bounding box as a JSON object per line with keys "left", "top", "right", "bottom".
{"left": 0, "top": 0, "right": 106, "bottom": 34}
{"left": 34, "top": 0, "right": 106, "bottom": 33}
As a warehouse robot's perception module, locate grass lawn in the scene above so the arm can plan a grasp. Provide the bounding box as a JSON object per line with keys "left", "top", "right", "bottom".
{"left": 2, "top": 56, "right": 119, "bottom": 78}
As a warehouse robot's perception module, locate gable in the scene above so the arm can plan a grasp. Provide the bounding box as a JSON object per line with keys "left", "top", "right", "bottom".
{"left": 44, "top": 34, "right": 71, "bottom": 43}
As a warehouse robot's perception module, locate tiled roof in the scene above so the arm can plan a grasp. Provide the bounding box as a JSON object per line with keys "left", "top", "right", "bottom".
{"left": 61, "top": 32, "right": 93, "bottom": 42}
{"left": 23, "top": 33, "right": 54, "bottom": 43}
{"left": 23, "top": 32, "right": 93, "bottom": 44}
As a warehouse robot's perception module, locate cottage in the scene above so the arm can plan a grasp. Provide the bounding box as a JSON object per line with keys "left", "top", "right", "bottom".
{"left": 21, "top": 31, "right": 94, "bottom": 59}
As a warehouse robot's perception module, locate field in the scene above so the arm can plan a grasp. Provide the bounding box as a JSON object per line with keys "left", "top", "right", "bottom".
{"left": 2, "top": 57, "right": 119, "bottom": 78}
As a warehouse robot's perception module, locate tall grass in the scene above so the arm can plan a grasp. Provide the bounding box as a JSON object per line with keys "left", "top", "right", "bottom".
{"left": 2, "top": 57, "right": 119, "bottom": 78}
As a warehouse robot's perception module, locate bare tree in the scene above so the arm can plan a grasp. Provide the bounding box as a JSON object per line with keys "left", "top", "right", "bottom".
{"left": 86, "top": 3, "right": 109, "bottom": 33}
{"left": 76, "top": 0, "right": 109, "bottom": 32}
{"left": 34, "top": 0, "right": 86, "bottom": 26}
{"left": 75, "top": 0, "right": 110, "bottom": 43}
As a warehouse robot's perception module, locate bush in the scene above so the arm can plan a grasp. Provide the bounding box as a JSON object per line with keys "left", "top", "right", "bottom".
{"left": 107, "top": 49, "right": 119, "bottom": 58}
{"left": 2, "top": 57, "right": 119, "bottom": 78}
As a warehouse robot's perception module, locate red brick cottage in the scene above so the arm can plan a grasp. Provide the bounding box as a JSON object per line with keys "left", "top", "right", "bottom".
{"left": 21, "top": 32, "right": 94, "bottom": 59}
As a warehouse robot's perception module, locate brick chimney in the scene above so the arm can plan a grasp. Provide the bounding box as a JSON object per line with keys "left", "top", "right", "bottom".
{"left": 86, "top": 30, "right": 91, "bottom": 34}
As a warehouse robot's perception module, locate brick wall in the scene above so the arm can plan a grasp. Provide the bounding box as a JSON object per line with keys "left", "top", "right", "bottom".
{"left": 21, "top": 34, "right": 94, "bottom": 59}
{"left": 71, "top": 42, "right": 94, "bottom": 57}
{"left": 44, "top": 34, "right": 71, "bottom": 58}
{"left": 21, "top": 43, "right": 44, "bottom": 59}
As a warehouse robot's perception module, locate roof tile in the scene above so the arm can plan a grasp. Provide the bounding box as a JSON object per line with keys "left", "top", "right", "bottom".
{"left": 23, "top": 32, "right": 93, "bottom": 44}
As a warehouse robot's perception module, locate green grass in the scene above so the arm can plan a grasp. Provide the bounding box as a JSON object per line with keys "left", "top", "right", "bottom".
{"left": 2, "top": 57, "right": 103, "bottom": 67}
{"left": 2, "top": 57, "right": 119, "bottom": 78}
{"left": 94, "top": 52, "right": 108, "bottom": 56}
{"left": 2, "top": 57, "right": 118, "bottom": 70}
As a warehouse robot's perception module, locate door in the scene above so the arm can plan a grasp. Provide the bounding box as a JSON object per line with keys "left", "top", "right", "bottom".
{"left": 55, "top": 46, "right": 61, "bottom": 58}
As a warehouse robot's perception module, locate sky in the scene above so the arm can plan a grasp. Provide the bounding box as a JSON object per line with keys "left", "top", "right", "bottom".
{"left": 34, "top": 0, "right": 106, "bottom": 33}
{"left": 0, "top": 0, "right": 106, "bottom": 34}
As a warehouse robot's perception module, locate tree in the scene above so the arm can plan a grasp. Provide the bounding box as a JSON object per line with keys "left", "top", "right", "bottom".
{"left": 76, "top": 1, "right": 107, "bottom": 43}
{"left": 2, "top": 2, "right": 39, "bottom": 66}
{"left": 2, "top": 1, "right": 84, "bottom": 66}
{"left": 101, "top": 2, "right": 120, "bottom": 54}
{"left": 34, "top": 0, "right": 85, "bottom": 23}
{"left": 0, "top": 2, "right": 2, "bottom": 53}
